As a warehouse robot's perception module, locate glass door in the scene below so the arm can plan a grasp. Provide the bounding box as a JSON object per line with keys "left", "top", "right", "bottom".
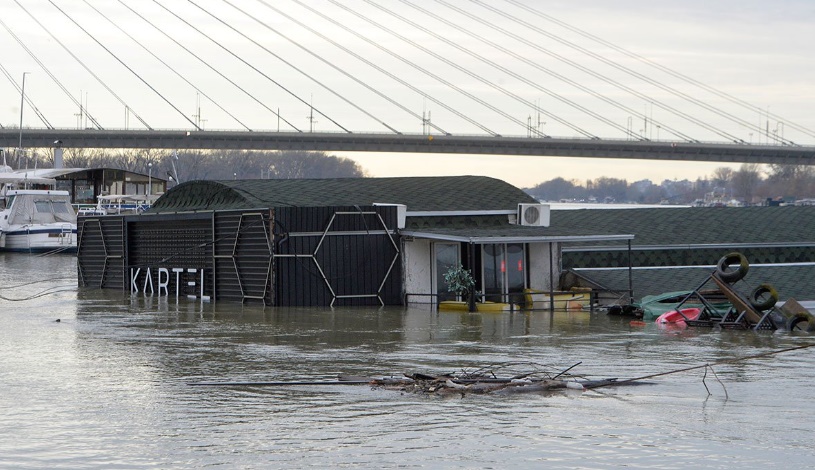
{"left": 482, "top": 243, "right": 526, "bottom": 303}
{"left": 434, "top": 243, "right": 460, "bottom": 301}
{"left": 482, "top": 244, "right": 505, "bottom": 303}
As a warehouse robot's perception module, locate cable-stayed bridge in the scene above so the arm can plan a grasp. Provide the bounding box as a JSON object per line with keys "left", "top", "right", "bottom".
{"left": 1, "top": 0, "right": 813, "bottom": 165}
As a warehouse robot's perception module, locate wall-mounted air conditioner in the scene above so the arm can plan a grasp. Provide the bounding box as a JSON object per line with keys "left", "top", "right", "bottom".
{"left": 373, "top": 203, "right": 407, "bottom": 229}
{"left": 517, "top": 203, "right": 550, "bottom": 227}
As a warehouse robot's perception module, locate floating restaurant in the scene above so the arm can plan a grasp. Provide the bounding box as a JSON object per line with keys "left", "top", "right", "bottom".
{"left": 76, "top": 176, "right": 634, "bottom": 307}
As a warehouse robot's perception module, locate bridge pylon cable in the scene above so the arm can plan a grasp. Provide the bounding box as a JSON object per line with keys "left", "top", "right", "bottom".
{"left": 217, "top": 0, "right": 400, "bottom": 134}
{"left": 81, "top": 0, "right": 251, "bottom": 132}
{"left": 440, "top": 0, "right": 738, "bottom": 144}
{"left": 116, "top": 0, "right": 298, "bottom": 132}
{"left": 289, "top": 0, "right": 492, "bottom": 136}
{"left": 252, "top": 0, "right": 449, "bottom": 136}
{"left": 398, "top": 0, "right": 694, "bottom": 143}
{"left": 5, "top": 6, "right": 102, "bottom": 129}
{"left": 0, "top": 61, "right": 53, "bottom": 130}
{"left": 329, "top": 0, "right": 559, "bottom": 138}
{"left": 365, "top": 0, "right": 606, "bottom": 139}
{"left": 19, "top": 0, "right": 151, "bottom": 130}
{"left": 471, "top": 0, "right": 796, "bottom": 146}
{"left": 47, "top": 0, "right": 199, "bottom": 131}
{"left": 0, "top": 19, "right": 72, "bottom": 129}
{"left": 161, "top": 0, "right": 350, "bottom": 133}
{"left": 505, "top": 0, "right": 815, "bottom": 142}
{"left": 10, "top": 1, "right": 105, "bottom": 130}
{"left": 388, "top": 0, "right": 647, "bottom": 140}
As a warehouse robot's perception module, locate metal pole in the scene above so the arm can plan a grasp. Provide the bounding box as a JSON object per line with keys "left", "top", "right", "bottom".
{"left": 468, "top": 242, "right": 476, "bottom": 313}
{"left": 19, "top": 72, "right": 29, "bottom": 153}
{"left": 627, "top": 239, "right": 634, "bottom": 303}
{"left": 549, "top": 242, "right": 554, "bottom": 312}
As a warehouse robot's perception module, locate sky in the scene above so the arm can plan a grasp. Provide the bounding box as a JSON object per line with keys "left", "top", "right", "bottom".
{"left": 2, "top": 0, "right": 814, "bottom": 187}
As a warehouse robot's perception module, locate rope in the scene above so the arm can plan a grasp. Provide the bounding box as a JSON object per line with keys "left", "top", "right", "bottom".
{"left": 586, "top": 343, "right": 815, "bottom": 390}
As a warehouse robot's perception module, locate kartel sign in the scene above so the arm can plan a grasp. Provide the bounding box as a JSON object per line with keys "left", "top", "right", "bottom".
{"left": 130, "top": 267, "right": 210, "bottom": 300}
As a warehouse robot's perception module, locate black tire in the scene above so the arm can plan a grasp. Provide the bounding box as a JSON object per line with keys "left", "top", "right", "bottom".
{"left": 715, "top": 252, "right": 749, "bottom": 283}
{"left": 749, "top": 283, "right": 778, "bottom": 311}
{"left": 788, "top": 313, "right": 815, "bottom": 333}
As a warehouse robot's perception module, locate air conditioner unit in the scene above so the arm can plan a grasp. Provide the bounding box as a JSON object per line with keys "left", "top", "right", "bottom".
{"left": 372, "top": 203, "right": 407, "bottom": 229}
{"left": 517, "top": 203, "right": 550, "bottom": 227}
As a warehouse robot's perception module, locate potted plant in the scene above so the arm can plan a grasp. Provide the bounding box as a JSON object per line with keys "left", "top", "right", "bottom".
{"left": 440, "top": 265, "right": 478, "bottom": 311}
{"left": 443, "top": 264, "right": 475, "bottom": 301}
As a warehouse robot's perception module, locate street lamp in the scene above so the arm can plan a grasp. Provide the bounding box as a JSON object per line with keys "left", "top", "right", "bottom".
{"left": 147, "top": 162, "right": 153, "bottom": 195}
{"left": 19, "top": 72, "right": 29, "bottom": 152}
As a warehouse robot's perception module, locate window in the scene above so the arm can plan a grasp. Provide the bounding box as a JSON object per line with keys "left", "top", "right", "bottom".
{"left": 52, "top": 201, "right": 71, "bottom": 213}
{"left": 482, "top": 243, "right": 526, "bottom": 303}
{"left": 34, "top": 201, "right": 52, "bottom": 213}
{"left": 434, "top": 243, "right": 460, "bottom": 301}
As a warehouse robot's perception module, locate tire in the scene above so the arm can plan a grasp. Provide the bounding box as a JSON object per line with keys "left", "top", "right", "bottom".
{"left": 749, "top": 283, "right": 778, "bottom": 311}
{"left": 715, "top": 252, "right": 749, "bottom": 283}
{"left": 788, "top": 313, "right": 815, "bottom": 333}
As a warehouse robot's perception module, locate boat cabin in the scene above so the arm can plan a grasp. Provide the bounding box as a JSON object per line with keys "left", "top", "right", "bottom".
{"left": 15, "top": 167, "right": 167, "bottom": 209}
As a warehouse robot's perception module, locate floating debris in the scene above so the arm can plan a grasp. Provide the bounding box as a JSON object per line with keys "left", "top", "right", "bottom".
{"left": 189, "top": 344, "right": 815, "bottom": 398}
{"left": 190, "top": 362, "right": 653, "bottom": 397}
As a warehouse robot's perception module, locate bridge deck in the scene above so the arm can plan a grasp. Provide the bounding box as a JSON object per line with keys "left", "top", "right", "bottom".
{"left": 2, "top": 129, "right": 813, "bottom": 165}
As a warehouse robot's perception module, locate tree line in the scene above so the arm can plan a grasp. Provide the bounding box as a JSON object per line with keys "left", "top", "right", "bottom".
{"left": 9, "top": 147, "right": 814, "bottom": 205}
{"left": 525, "top": 163, "right": 815, "bottom": 205}
{"left": 11, "top": 148, "right": 368, "bottom": 182}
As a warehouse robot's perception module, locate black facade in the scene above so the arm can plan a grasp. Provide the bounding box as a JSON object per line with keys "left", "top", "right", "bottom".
{"left": 77, "top": 205, "right": 402, "bottom": 306}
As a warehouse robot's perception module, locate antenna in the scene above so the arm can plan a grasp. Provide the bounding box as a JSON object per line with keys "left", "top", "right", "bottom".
{"left": 307, "top": 94, "right": 317, "bottom": 132}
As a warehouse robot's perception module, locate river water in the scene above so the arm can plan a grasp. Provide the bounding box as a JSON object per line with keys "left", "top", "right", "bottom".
{"left": 2, "top": 253, "right": 814, "bottom": 469}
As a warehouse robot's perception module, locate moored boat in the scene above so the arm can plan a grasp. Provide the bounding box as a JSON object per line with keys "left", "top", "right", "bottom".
{"left": 0, "top": 188, "right": 77, "bottom": 253}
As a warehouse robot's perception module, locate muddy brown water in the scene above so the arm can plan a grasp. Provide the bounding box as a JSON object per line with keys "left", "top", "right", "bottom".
{"left": 2, "top": 253, "right": 814, "bottom": 468}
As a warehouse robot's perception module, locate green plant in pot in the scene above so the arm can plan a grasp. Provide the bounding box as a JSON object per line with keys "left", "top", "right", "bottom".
{"left": 443, "top": 264, "right": 475, "bottom": 302}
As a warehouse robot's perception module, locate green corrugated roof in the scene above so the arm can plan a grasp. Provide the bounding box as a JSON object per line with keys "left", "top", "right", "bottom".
{"left": 575, "top": 265, "right": 815, "bottom": 302}
{"left": 149, "top": 176, "right": 538, "bottom": 213}
{"left": 551, "top": 206, "right": 815, "bottom": 246}
{"left": 403, "top": 214, "right": 633, "bottom": 242}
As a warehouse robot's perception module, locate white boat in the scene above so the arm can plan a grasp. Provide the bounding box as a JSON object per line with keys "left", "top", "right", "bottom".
{"left": 0, "top": 174, "right": 77, "bottom": 253}
{"left": 78, "top": 193, "right": 160, "bottom": 216}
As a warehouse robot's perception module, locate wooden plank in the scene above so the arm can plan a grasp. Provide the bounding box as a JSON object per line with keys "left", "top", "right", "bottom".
{"left": 711, "top": 275, "right": 763, "bottom": 324}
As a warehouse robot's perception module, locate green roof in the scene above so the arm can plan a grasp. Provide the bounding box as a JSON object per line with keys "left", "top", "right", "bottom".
{"left": 149, "top": 176, "right": 538, "bottom": 213}
{"left": 403, "top": 215, "right": 633, "bottom": 243}
{"left": 551, "top": 206, "right": 815, "bottom": 246}
{"left": 554, "top": 206, "right": 815, "bottom": 301}
{"left": 574, "top": 265, "right": 815, "bottom": 302}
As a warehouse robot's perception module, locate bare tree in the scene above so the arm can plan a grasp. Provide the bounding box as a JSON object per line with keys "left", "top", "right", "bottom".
{"left": 732, "top": 163, "right": 763, "bottom": 203}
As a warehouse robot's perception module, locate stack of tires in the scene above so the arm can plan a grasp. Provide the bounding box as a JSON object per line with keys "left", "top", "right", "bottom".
{"left": 716, "top": 252, "right": 813, "bottom": 332}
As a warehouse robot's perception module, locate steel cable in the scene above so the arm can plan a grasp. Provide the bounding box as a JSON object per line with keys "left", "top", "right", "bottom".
{"left": 115, "top": 0, "right": 299, "bottom": 132}
{"left": 505, "top": 0, "right": 815, "bottom": 143}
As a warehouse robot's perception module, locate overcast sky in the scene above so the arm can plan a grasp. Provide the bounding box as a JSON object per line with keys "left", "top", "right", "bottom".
{"left": 2, "top": 0, "right": 813, "bottom": 187}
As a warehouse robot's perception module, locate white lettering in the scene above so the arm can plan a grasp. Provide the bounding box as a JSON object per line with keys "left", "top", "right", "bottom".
{"left": 143, "top": 268, "right": 154, "bottom": 295}
{"left": 158, "top": 268, "right": 169, "bottom": 296}
{"left": 129, "top": 266, "right": 209, "bottom": 299}
{"left": 173, "top": 268, "right": 184, "bottom": 297}
{"left": 130, "top": 268, "right": 141, "bottom": 293}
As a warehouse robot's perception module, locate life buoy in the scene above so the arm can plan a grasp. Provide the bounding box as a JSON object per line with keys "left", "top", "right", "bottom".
{"left": 749, "top": 283, "right": 778, "bottom": 311}
{"left": 787, "top": 313, "right": 815, "bottom": 332}
{"left": 715, "top": 252, "right": 749, "bottom": 283}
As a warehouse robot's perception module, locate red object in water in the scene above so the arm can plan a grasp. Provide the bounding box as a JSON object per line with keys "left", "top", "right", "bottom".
{"left": 655, "top": 308, "right": 702, "bottom": 328}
